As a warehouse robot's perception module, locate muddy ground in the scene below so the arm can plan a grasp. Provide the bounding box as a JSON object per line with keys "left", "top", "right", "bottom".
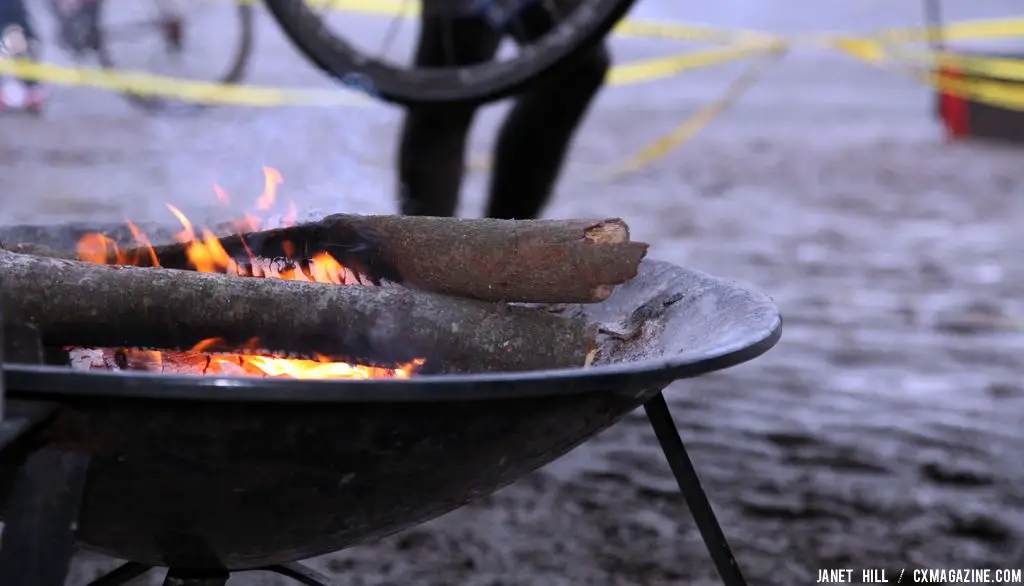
{"left": 2, "top": 0, "right": 1024, "bottom": 584}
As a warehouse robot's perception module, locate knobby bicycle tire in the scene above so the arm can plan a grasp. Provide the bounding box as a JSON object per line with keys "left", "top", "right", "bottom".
{"left": 262, "top": 0, "right": 639, "bottom": 106}
{"left": 94, "top": 1, "right": 255, "bottom": 113}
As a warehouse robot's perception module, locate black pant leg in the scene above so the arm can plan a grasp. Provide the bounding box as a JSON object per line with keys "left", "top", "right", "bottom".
{"left": 396, "top": 16, "right": 502, "bottom": 217}
{"left": 485, "top": 3, "right": 610, "bottom": 219}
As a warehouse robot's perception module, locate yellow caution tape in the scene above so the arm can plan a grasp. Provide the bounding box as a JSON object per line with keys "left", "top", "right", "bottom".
{"left": 886, "top": 49, "right": 1024, "bottom": 82}
{"left": 922, "top": 71, "right": 1024, "bottom": 110}
{"left": 828, "top": 37, "right": 890, "bottom": 65}
{"left": 867, "top": 17, "right": 1024, "bottom": 45}
{"left": 470, "top": 54, "right": 778, "bottom": 177}
{"left": 831, "top": 26, "right": 1024, "bottom": 81}
{"left": 607, "top": 40, "right": 784, "bottom": 86}
{"left": 0, "top": 58, "right": 373, "bottom": 107}
{"left": 4, "top": 4, "right": 1018, "bottom": 109}
{"left": 830, "top": 38, "right": 1024, "bottom": 112}
{"left": 3, "top": 5, "right": 1024, "bottom": 177}
{"left": 284, "top": 1, "right": 1024, "bottom": 47}
{"left": 607, "top": 46, "right": 787, "bottom": 179}
{"left": 467, "top": 40, "right": 780, "bottom": 172}
{"left": 0, "top": 37, "right": 782, "bottom": 106}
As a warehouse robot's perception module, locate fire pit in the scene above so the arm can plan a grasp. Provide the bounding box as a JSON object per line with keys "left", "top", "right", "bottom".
{"left": 0, "top": 219, "right": 781, "bottom": 586}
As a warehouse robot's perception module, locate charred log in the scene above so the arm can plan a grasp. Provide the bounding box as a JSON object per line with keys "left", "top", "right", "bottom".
{"left": 68, "top": 348, "right": 247, "bottom": 375}
{"left": 89, "top": 215, "right": 649, "bottom": 304}
{"left": 3, "top": 243, "right": 77, "bottom": 260}
{"left": 0, "top": 250, "right": 597, "bottom": 374}
{"left": 66, "top": 347, "right": 420, "bottom": 378}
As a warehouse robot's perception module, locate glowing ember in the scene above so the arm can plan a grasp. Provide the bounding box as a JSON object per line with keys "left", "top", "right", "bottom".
{"left": 74, "top": 167, "right": 424, "bottom": 380}
{"left": 220, "top": 352, "right": 424, "bottom": 380}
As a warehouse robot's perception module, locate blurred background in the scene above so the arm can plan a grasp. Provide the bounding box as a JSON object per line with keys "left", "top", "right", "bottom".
{"left": 2, "top": 0, "right": 1023, "bottom": 584}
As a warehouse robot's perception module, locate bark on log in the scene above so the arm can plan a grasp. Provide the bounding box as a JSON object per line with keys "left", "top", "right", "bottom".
{"left": 0, "top": 250, "right": 596, "bottom": 374}
{"left": 3, "top": 243, "right": 77, "bottom": 260}
{"left": 91, "top": 215, "right": 649, "bottom": 304}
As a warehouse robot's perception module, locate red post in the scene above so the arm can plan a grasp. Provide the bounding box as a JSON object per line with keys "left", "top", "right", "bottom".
{"left": 937, "top": 65, "right": 971, "bottom": 139}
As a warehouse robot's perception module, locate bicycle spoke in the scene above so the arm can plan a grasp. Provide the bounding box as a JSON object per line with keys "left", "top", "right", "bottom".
{"left": 375, "top": 0, "right": 409, "bottom": 60}
{"left": 101, "top": 20, "right": 163, "bottom": 43}
{"left": 98, "top": 0, "right": 249, "bottom": 78}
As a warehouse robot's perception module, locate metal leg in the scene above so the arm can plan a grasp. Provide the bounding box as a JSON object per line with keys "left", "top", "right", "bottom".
{"left": 0, "top": 320, "right": 57, "bottom": 452}
{"left": 83, "top": 562, "right": 154, "bottom": 586}
{"left": 85, "top": 562, "right": 343, "bottom": 586}
{"left": 643, "top": 391, "right": 748, "bottom": 586}
{"left": 162, "top": 568, "right": 230, "bottom": 586}
{"left": 0, "top": 448, "right": 91, "bottom": 586}
{"left": 0, "top": 398, "right": 57, "bottom": 452}
{"left": 258, "top": 562, "right": 342, "bottom": 586}
{"left": 0, "top": 312, "right": 83, "bottom": 586}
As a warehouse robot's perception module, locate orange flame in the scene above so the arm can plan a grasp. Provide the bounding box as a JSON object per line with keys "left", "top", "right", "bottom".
{"left": 255, "top": 165, "right": 283, "bottom": 211}
{"left": 213, "top": 183, "right": 231, "bottom": 205}
{"left": 190, "top": 337, "right": 425, "bottom": 380}
{"left": 75, "top": 167, "right": 424, "bottom": 380}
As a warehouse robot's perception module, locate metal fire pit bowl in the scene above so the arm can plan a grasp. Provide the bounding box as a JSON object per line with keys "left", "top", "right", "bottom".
{"left": 0, "top": 223, "right": 781, "bottom": 586}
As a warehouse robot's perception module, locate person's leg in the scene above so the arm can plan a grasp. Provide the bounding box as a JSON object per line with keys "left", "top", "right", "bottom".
{"left": 396, "top": 15, "right": 502, "bottom": 216}
{"left": 0, "top": 0, "right": 37, "bottom": 47}
{"left": 0, "top": 0, "right": 39, "bottom": 72}
{"left": 485, "top": 4, "right": 610, "bottom": 219}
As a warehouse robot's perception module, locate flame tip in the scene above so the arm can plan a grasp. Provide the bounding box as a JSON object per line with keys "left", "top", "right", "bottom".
{"left": 77, "top": 166, "right": 418, "bottom": 379}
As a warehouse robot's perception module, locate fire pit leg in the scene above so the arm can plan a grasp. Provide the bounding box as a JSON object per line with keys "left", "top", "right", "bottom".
{"left": 0, "top": 448, "right": 91, "bottom": 586}
{"left": 643, "top": 391, "right": 748, "bottom": 586}
{"left": 86, "top": 563, "right": 340, "bottom": 586}
{"left": 82, "top": 561, "right": 154, "bottom": 586}
{"left": 162, "top": 568, "right": 230, "bottom": 586}
{"left": 258, "top": 562, "right": 341, "bottom": 586}
{"left": 0, "top": 310, "right": 88, "bottom": 586}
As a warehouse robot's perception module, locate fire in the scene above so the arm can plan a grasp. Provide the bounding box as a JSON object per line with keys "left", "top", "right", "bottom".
{"left": 191, "top": 337, "right": 425, "bottom": 380}
{"left": 75, "top": 167, "right": 424, "bottom": 380}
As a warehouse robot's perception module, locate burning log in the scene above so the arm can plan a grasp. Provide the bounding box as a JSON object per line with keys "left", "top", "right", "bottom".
{"left": 69, "top": 348, "right": 249, "bottom": 376}
{"left": 89, "top": 215, "right": 649, "bottom": 304}
{"left": 2, "top": 243, "right": 77, "bottom": 260}
{"left": 0, "top": 250, "right": 596, "bottom": 374}
{"left": 66, "top": 347, "right": 424, "bottom": 378}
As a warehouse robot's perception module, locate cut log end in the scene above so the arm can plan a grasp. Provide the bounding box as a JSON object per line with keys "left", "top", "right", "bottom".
{"left": 583, "top": 219, "right": 630, "bottom": 244}
{"left": 592, "top": 284, "right": 615, "bottom": 302}
{"left": 10, "top": 214, "right": 648, "bottom": 305}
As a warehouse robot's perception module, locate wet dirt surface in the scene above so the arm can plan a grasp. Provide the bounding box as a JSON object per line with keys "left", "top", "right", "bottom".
{"left": 2, "top": 0, "right": 1023, "bottom": 584}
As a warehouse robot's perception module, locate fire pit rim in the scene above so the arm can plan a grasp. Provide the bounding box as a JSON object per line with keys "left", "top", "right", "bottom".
{"left": 1, "top": 317, "right": 779, "bottom": 403}
{"left": 1, "top": 265, "right": 782, "bottom": 403}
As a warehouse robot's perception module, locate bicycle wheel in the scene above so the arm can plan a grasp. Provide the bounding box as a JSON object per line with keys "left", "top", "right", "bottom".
{"left": 93, "top": 0, "right": 255, "bottom": 113}
{"left": 262, "top": 0, "right": 638, "bottom": 106}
